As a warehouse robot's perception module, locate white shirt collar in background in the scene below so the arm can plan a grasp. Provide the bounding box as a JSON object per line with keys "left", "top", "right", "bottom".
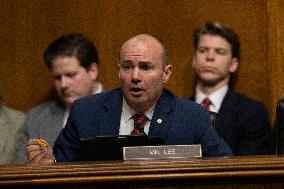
{"left": 95, "top": 82, "right": 103, "bottom": 94}
{"left": 195, "top": 85, "right": 228, "bottom": 113}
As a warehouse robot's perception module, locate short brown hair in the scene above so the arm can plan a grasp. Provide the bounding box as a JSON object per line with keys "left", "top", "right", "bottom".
{"left": 194, "top": 21, "right": 240, "bottom": 60}
{"left": 44, "top": 33, "right": 99, "bottom": 70}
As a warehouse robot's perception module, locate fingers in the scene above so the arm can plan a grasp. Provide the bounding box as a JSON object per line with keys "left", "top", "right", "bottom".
{"left": 29, "top": 148, "right": 54, "bottom": 165}
{"left": 29, "top": 149, "right": 46, "bottom": 163}
{"left": 27, "top": 139, "right": 45, "bottom": 157}
{"left": 26, "top": 139, "right": 54, "bottom": 164}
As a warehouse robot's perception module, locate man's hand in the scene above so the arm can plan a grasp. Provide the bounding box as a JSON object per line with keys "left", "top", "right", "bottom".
{"left": 26, "top": 139, "right": 55, "bottom": 165}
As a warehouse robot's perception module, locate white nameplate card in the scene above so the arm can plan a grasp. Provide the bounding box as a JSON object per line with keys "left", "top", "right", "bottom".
{"left": 123, "top": 144, "right": 202, "bottom": 160}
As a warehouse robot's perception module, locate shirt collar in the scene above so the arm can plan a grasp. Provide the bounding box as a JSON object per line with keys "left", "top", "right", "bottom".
{"left": 94, "top": 82, "right": 103, "bottom": 94}
{"left": 196, "top": 85, "right": 228, "bottom": 112}
{"left": 121, "top": 97, "right": 155, "bottom": 121}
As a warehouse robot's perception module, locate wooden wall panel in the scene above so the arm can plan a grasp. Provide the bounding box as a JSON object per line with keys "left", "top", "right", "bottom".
{"left": 267, "top": 0, "right": 284, "bottom": 121}
{"left": 0, "top": 0, "right": 276, "bottom": 121}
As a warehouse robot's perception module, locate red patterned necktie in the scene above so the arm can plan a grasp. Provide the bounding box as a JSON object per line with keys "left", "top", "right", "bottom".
{"left": 131, "top": 113, "right": 148, "bottom": 136}
{"left": 202, "top": 97, "right": 211, "bottom": 111}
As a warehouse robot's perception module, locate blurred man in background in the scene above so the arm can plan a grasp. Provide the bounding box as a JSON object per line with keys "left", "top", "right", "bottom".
{"left": 191, "top": 21, "right": 272, "bottom": 155}
{"left": 0, "top": 86, "right": 25, "bottom": 164}
{"left": 16, "top": 33, "right": 105, "bottom": 163}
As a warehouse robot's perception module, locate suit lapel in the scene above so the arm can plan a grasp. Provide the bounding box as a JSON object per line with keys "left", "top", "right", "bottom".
{"left": 98, "top": 89, "right": 174, "bottom": 136}
{"left": 100, "top": 89, "right": 123, "bottom": 135}
{"left": 149, "top": 90, "right": 174, "bottom": 138}
{"left": 217, "top": 89, "right": 237, "bottom": 135}
{"left": 189, "top": 95, "right": 195, "bottom": 101}
{"left": 191, "top": 89, "right": 235, "bottom": 135}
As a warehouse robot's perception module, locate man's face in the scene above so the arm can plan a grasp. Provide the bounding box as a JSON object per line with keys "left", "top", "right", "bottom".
{"left": 119, "top": 38, "right": 172, "bottom": 112}
{"left": 51, "top": 56, "right": 97, "bottom": 108}
{"left": 192, "top": 34, "right": 238, "bottom": 86}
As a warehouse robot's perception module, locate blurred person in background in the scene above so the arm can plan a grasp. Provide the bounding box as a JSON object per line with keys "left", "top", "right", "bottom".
{"left": 0, "top": 86, "right": 25, "bottom": 164}
{"left": 190, "top": 21, "right": 272, "bottom": 155}
{"left": 16, "top": 33, "right": 106, "bottom": 163}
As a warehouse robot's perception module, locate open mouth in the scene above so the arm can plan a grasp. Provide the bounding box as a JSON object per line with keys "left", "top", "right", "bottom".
{"left": 129, "top": 87, "right": 144, "bottom": 96}
{"left": 131, "top": 87, "right": 143, "bottom": 92}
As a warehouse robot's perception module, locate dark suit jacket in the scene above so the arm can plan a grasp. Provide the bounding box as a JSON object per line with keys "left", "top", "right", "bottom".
{"left": 54, "top": 88, "right": 233, "bottom": 162}
{"left": 191, "top": 89, "right": 272, "bottom": 156}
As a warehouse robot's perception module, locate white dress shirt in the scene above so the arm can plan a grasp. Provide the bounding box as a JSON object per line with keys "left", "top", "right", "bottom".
{"left": 195, "top": 85, "right": 228, "bottom": 113}
{"left": 119, "top": 97, "right": 155, "bottom": 135}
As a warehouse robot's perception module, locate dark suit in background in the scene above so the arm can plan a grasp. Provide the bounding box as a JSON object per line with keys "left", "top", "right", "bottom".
{"left": 191, "top": 88, "right": 272, "bottom": 156}
{"left": 54, "top": 88, "right": 233, "bottom": 162}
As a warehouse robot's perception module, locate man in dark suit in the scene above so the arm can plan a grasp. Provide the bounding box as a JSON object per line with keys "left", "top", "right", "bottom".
{"left": 26, "top": 34, "right": 232, "bottom": 164}
{"left": 191, "top": 21, "right": 272, "bottom": 155}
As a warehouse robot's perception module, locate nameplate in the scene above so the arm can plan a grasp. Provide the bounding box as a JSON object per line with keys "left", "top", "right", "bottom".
{"left": 123, "top": 144, "right": 202, "bottom": 160}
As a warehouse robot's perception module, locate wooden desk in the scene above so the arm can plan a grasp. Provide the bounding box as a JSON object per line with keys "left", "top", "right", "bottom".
{"left": 1, "top": 155, "right": 284, "bottom": 188}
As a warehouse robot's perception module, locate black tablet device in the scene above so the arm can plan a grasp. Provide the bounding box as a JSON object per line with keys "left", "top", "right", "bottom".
{"left": 78, "top": 135, "right": 165, "bottom": 161}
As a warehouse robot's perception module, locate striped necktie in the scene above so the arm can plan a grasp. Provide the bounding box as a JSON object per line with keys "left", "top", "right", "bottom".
{"left": 131, "top": 113, "right": 148, "bottom": 135}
